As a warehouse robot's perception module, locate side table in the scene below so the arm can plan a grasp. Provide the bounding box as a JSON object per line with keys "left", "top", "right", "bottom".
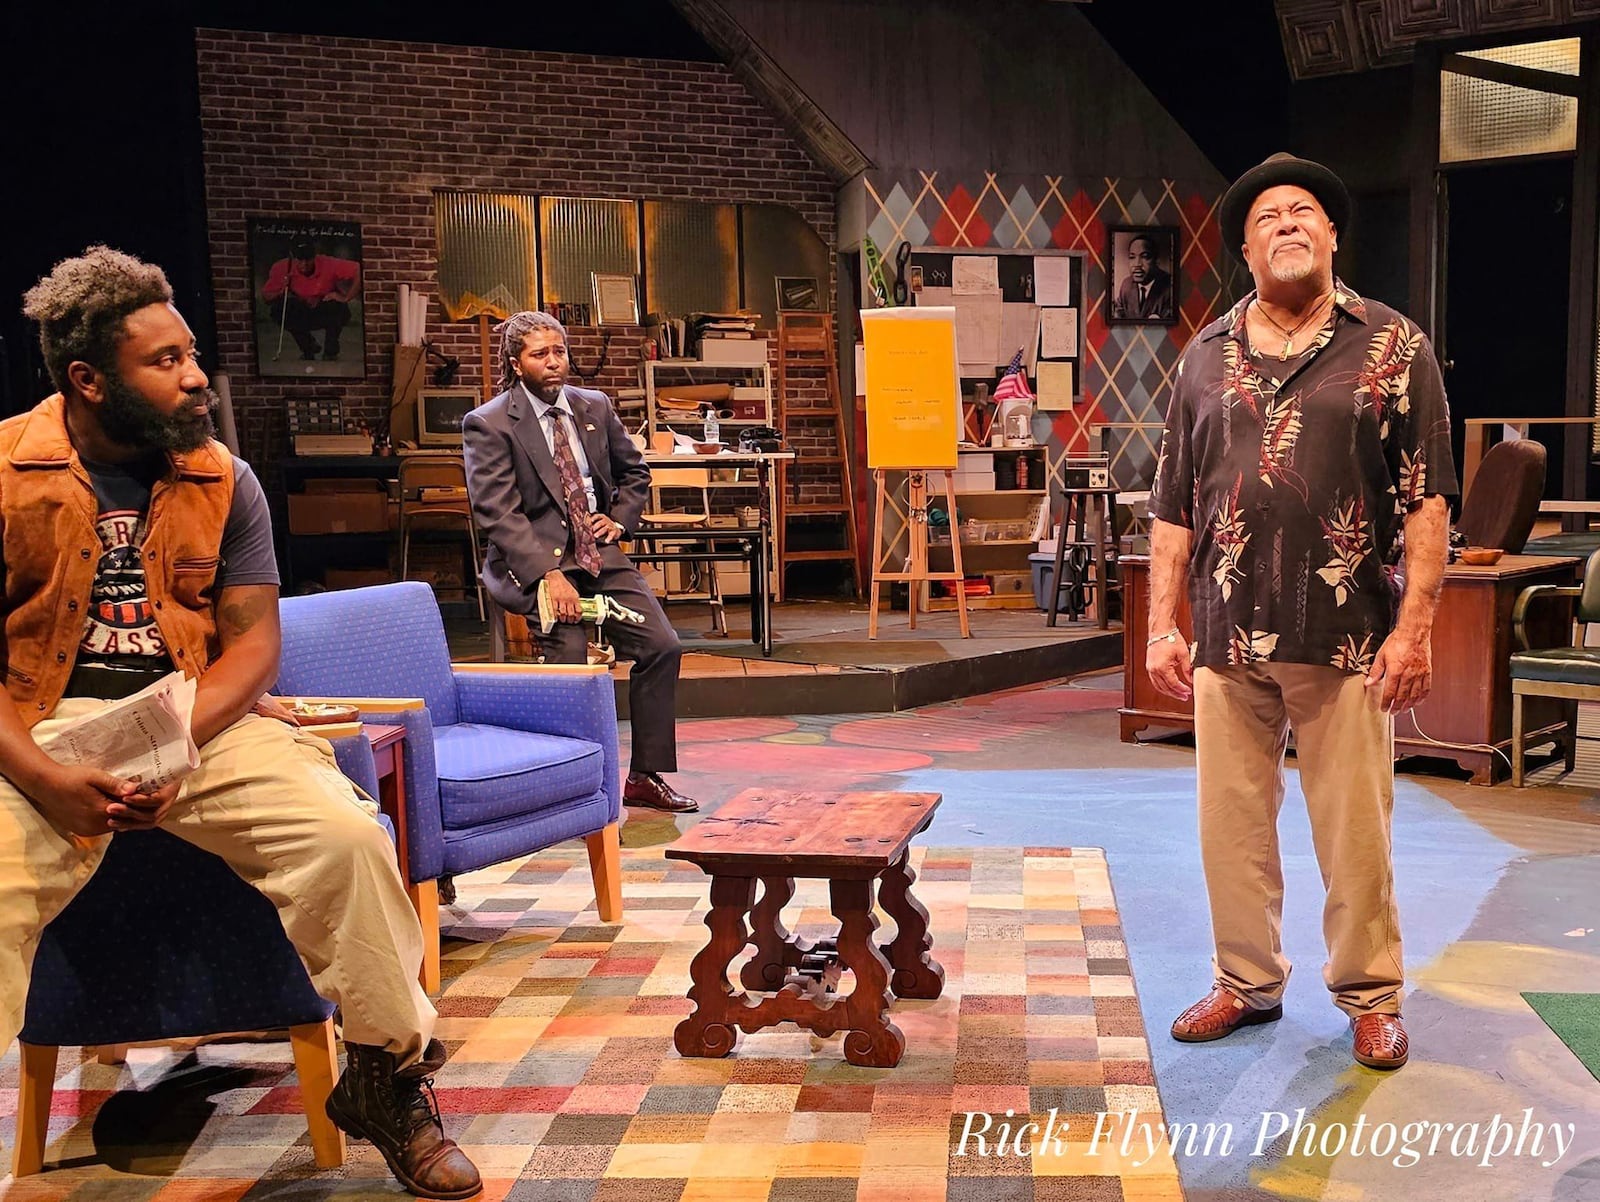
{"left": 361, "top": 721, "right": 439, "bottom": 992}
{"left": 666, "top": 788, "right": 944, "bottom": 1068}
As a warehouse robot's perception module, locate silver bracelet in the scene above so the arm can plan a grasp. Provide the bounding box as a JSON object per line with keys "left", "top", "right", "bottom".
{"left": 1146, "top": 627, "right": 1183, "bottom": 647}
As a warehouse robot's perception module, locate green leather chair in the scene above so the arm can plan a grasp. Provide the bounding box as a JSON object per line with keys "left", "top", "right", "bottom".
{"left": 1509, "top": 550, "right": 1600, "bottom": 786}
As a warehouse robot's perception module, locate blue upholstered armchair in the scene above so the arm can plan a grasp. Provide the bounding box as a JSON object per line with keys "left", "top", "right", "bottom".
{"left": 12, "top": 727, "right": 387, "bottom": 1177}
{"left": 276, "top": 582, "right": 624, "bottom": 991}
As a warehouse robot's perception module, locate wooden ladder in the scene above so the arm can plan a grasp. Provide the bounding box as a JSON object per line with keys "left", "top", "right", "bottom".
{"left": 776, "top": 312, "right": 862, "bottom": 599}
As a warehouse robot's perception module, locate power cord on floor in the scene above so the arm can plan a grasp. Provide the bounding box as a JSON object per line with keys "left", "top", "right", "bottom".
{"left": 1401, "top": 710, "right": 1515, "bottom": 774}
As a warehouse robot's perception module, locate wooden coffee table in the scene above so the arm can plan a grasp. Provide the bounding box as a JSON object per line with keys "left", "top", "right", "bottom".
{"left": 666, "top": 788, "right": 944, "bottom": 1068}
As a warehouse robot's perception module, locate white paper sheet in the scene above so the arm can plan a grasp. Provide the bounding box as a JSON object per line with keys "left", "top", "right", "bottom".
{"left": 953, "top": 291, "right": 1003, "bottom": 367}
{"left": 1037, "top": 361, "right": 1076, "bottom": 411}
{"left": 1040, "top": 307, "right": 1079, "bottom": 359}
{"left": 999, "top": 304, "right": 1040, "bottom": 371}
{"left": 1035, "top": 257, "right": 1072, "bottom": 306}
{"left": 952, "top": 256, "right": 999, "bottom": 295}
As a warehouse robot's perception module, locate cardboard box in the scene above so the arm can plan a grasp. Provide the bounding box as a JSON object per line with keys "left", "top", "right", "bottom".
{"left": 287, "top": 489, "right": 389, "bottom": 535}
{"left": 405, "top": 543, "right": 470, "bottom": 593}
{"left": 989, "top": 571, "right": 1032, "bottom": 596}
{"left": 325, "top": 567, "right": 393, "bottom": 591}
{"left": 699, "top": 338, "right": 769, "bottom": 366}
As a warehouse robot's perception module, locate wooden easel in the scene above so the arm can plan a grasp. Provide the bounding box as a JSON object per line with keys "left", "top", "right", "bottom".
{"left": 868, "top": 468, "right": 970, "bottom": 639}
{"left": 478, "top": 315, "right": 495, "bottom": 399}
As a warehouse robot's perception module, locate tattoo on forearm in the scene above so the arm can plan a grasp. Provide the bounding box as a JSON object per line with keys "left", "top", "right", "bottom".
{"left": 219, "top": 595, "right": 269, "bottom": 636}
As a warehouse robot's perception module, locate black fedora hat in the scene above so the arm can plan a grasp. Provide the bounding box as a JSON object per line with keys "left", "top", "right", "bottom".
{"left": 1219, "top": 153, "right": 1350, "bottom": 261}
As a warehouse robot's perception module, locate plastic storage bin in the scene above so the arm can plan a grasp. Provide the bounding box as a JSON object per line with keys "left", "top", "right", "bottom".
{"left": 1029, "top": 551, "right": 1076, "bottom": 610}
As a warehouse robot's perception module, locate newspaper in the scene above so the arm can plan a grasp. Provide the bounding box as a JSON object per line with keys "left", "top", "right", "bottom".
{"left": 37, "top": 671, "right": 201, "bottom": 790}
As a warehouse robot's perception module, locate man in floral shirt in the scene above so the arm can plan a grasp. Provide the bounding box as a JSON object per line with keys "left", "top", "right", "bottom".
{"left": 1146, "top": 154, "right": 1455, "bottom": 1071}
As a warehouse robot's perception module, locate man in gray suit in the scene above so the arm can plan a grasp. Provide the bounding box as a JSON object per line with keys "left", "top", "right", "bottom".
{"left": 462, "top": 311, "right": 698, "bottom": 813}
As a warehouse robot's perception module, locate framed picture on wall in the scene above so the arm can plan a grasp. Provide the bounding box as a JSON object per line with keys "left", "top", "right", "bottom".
{"left": 775, "top": 276, "right": 821, "bottom": 311}
{"left": 247, "top": 218, "right": 366, "bottom": 378}
{"left": 1107, "top": 226, "right": 1178, "bottom": 326}
{"left": 591, "top": 272, "right": 640, "bottom": 325}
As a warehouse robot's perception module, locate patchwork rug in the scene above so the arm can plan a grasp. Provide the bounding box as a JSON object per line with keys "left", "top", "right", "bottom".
{"left": 1, "top": 845, "right": 1182, "bottom": 1201}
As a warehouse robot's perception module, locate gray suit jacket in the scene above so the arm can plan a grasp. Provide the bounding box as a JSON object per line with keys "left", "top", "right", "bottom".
{"left": 462, "top": 383, "right": 650, "bottom": 613}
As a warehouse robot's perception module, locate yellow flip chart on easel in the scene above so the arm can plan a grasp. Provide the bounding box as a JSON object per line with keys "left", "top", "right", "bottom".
{"left": 861, "top": 306, "right": 969, "bottom": 638}
{"left": 861, "top": 307, "right": 960, "bottom": 470}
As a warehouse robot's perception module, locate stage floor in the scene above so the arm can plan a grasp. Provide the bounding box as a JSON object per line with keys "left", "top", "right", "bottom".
{"left": 449, "top": 599, "right": 1123, "bottom": 717}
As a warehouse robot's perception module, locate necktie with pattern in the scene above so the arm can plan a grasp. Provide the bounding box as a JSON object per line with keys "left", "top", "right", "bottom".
{"left": 548, "top": 409, "right": 602, "bottom": 575}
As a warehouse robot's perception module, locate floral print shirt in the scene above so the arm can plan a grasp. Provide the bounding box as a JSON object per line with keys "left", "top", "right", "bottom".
{"left": 1148, "top": 281, "right": 1457, "bottom": 674}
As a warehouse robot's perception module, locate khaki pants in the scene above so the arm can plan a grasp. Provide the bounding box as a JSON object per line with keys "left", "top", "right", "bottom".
{"left": 1, "top": 700, "right": 435, "bottom": 1066}
{"left": 1194, "top": 663, "right": 1404, "bottom": 1017}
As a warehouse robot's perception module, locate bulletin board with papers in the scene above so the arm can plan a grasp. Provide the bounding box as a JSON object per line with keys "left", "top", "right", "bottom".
{"left": 905, "top": 248, "right": 1083, "bottom": 412}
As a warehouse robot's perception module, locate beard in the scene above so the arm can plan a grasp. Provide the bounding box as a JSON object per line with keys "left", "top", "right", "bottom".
{"left": 1268, "top": 248, "right": 1317, "bottom": 284}
{"left": 98, "top": 374, "right": 217, "bottom": 453}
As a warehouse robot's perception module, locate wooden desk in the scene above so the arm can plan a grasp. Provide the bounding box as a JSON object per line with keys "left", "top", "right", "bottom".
{"left": 667, "top": 788, "right": 944, "bottom": 1068}
{"left": 1118, "top": 555, "right": 1580, "bottom": 784}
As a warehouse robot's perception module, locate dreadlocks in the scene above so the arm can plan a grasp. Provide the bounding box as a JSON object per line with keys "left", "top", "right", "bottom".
{"left": 495, "top": 310, "right": 568, "bottom": 392}
{"left": 22, "top": 246, "right": 174, "bottom": 394}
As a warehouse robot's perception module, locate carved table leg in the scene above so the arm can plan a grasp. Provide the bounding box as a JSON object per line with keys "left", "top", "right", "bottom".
{"left": 674, "top": 874, "right": 756, "bottom": 1058}
{"left": 740, "top": 876, "right": 810, "bottom": 991}
{"left": 830, "top": 877, "right": 905, "bottom": 1068}
{"left": 877, "top": 849, "right": 945, "bottom": 1000}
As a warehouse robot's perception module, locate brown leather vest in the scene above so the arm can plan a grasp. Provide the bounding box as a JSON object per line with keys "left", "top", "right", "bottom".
{"left": 1, "top": 394, "right": 235, "bottom": 728}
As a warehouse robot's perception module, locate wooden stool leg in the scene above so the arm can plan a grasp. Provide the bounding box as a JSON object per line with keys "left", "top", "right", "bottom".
{"left": 675, "top": 875, "right": 757, "bottom": 1058}
{"left": 290, "top": 1018, "right": 346, "bottom": 1169}
{"left": 12, "top": 1042, "right": 58, "bottom": 1177}
{"left": 829, "top": 877, "right": 905, "bottom": 1068}
{"left": 877, "top": 850, "right": 945, "bottom": 1000}
{"left": 741, "top": 875, "right": 808, "bottom": 990}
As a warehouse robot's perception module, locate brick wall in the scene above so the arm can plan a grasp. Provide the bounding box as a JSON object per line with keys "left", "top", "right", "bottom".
{"left": 195, "top": 29, "right": 840, "bottom": 504}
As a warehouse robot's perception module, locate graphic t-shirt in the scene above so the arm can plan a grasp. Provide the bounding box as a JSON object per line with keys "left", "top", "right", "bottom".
{"left": 77, "top": 455, "right": 280, "bottom": 670}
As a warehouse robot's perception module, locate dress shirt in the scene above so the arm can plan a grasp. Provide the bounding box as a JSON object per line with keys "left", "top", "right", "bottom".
{"left": 524, "top": 383, "right": 596, "bottom": 512}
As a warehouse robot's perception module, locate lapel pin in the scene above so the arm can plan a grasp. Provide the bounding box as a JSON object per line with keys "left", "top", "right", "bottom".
{"left": 585, "top": 424, "right": 596, "bottom": 431}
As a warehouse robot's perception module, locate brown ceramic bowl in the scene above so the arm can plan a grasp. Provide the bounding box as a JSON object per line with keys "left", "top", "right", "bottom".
{"left": 284, "top": 700, "right": 361, "bottom": 725}
{"left": 1459, "top": 546, "right": 1504, "bottom": 566}
{"left": 692, "top": 441, "right": 724, "bottom": 455}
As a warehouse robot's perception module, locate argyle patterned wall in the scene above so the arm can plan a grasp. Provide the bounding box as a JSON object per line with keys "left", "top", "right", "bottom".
{"left": 863, "top": 171, "right": 1235, "bottom": 490}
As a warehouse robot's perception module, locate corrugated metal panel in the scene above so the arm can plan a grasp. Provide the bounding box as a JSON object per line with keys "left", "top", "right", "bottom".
{"left": 540, "top": 197, "right": 639, "bottom": 307}
{"left": 645, "top": 200, "right": 739, "bottom": 316}
{"left": 1442, "top": 38, "right": 1580, "bottom": 164}
{"left": 433, "top": 191, "right": 538, "bottom": 321}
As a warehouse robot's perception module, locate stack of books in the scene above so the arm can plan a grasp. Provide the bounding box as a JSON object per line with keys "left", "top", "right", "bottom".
{"left": 691, "top": 312, "right": 766, "bottom": 365}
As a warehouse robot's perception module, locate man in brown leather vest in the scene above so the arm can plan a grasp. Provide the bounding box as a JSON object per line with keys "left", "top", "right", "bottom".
{"left": 0, "top": 247, "right": 481, "bottom": 1199}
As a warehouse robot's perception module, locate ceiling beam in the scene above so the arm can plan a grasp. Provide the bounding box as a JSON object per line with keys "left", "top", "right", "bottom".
{"left": 669, "top": 0, "right": 872, "bottom": 183}
{"left": 1441, "top": 52, "right": 1581, "bottom": 96}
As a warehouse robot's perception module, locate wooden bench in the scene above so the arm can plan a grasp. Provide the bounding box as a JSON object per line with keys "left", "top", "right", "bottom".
{"left": 666, "top": 788, "right": 944, "bottom": 1068}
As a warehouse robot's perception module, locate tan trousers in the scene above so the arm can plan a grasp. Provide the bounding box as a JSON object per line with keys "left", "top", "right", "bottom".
{"left": 1193, "top": 663, "right": 1404, "bottom": 1017}
{"left": 0, "top": 699, "right": 435, "bottom": 1065}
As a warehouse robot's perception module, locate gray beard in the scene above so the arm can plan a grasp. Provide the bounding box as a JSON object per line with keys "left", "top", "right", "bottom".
{"left": 1270, "top": 259, "right": 1315, "bottom": 284}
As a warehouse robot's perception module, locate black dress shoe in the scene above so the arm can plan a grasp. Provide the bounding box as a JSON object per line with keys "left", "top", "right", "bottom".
{"left": 624, "top": 772, "right": 699, "bottom": 813}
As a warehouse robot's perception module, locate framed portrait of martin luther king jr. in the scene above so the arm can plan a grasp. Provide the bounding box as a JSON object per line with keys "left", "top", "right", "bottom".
{"left": 1107, "top": 226, "right": 1178, "bottom": 327}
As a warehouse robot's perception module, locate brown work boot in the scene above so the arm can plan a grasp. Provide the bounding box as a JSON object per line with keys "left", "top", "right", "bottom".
{"left": 1351, "top": 1012, "right": 1408, "bottom": 1069}
{"left": 326, "top": 1038, "right": 482, "bottom": 1199}
{"left": 1171, "top": 985, "right": 1283, "bottom": 1043}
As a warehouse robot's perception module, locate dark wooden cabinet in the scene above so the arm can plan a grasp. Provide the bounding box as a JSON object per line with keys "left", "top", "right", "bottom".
{"left": 1118, "top": 554, "right": 1580, "bottom": 784}
{"left": 1118, "top": 554, "right": 1193, "bottom": 741}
